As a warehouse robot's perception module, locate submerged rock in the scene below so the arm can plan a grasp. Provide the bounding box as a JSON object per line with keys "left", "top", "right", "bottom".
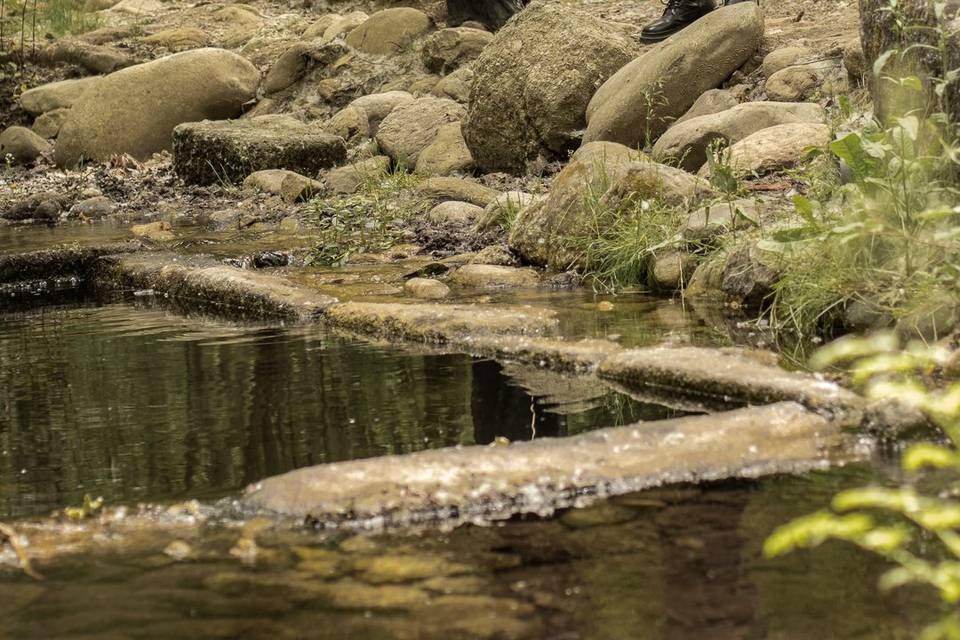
{"left": 463, "top": 2, "right": 638, "bottom": 173}
{"left": 450, "top": 264, "right": 539, "bottom": 289}
{"left": 584, "top": 3, "right": 763, "bottom": 149}
{"left": 56, "top": 48, "right": 259, "bottom": 167}
{"left": 131, "top": 221, "right": 175, "bottom": 241}
{"left": 172, "top": 115, "right": 347, "bottom": 185}
{"left": 404, "top": 277, "right": 451, "bottom": 300}
{"left": 354, "top": 554, "right": 472, "bottom": 583}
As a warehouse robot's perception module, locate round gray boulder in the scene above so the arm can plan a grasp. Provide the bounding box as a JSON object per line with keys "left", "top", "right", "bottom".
{"left": 55, "top": 48, "right": 260, "bottom": 167}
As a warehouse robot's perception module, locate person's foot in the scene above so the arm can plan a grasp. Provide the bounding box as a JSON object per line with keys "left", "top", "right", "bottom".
{"left": 640, "top": 0, "right": 715, "bottom": 44}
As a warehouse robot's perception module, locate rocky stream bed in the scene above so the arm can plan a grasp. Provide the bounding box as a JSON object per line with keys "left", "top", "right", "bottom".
{"left": 0, "top": 0, "right": 952, "bottom": 636}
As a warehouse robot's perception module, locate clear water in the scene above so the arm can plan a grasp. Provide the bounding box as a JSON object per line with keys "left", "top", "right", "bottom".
{"left": 0, "top": 299, "right": 675, "bottom": 520}
{"left": 0, "top": 301, "right": 942, "bottom": 639}
{"left": 0, "top": 466, "right": 943, "bottom": 639}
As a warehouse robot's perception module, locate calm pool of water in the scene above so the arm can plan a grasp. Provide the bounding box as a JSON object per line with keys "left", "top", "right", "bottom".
{"left": 0, "top": 300, "right": 942, "bottom": 639}
{"left": 0, "top": 299, "right": 675, "bottom": 519}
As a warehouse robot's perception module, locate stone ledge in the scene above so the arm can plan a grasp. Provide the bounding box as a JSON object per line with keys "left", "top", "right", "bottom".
{"left": 243, "top": 401, "right": 855, "bottom": 527}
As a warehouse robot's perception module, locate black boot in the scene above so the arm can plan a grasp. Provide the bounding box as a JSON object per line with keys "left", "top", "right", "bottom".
{"left": 640, "top": 0, "right": 715, "bottom": 44}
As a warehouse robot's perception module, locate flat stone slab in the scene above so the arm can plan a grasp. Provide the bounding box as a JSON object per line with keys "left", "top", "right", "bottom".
{"left": 172, "top": 115, "right": 347, "bottom": 185}
{"left": 243, "top": 402, "right": 857, "bottom": 528}
{"left": 98, "top": 253, "right": 338, "bottom": 321}
{"left": 598, "top": 346, "right": 864, "bottom": 424}
{"left": 324, "top": 301, "right": 558, "bottom": 343}
{"left": 0, "top": 242, "right": 142, "bottom": 284}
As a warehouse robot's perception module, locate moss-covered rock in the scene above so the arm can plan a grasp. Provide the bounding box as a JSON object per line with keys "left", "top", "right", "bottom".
{"left": 463, "top": 2, "right": 638, "bottom": 173}
{"left": 172, "top": 115, "right": 347, "bottom": 185}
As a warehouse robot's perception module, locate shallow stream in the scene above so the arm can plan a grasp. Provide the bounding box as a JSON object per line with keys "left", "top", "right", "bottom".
{"left": 0, "top": 287, "right": 944, "bottom": 638}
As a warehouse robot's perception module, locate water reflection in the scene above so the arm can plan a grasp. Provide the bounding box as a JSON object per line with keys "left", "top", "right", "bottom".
{"left": 2, "top": 468, "right": 940, "bottom": 639}
{"left": 0, "top": 302, "right": 672, "bottom": 518}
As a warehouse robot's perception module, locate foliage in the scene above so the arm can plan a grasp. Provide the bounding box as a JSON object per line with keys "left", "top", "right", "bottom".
{"left": 565, "top": 158, "right": 690, "bottom": 293}
{"left": 0, "top": 0, "right": 100, "bottom": 55}
{"left": 766, "top": 332, "right": 960, "bottom": 638}
{"left": 304, "top": 169, "right": 424, "bottom": 267}
{"left": 765, "top": 0, "right": 960, "bottom": 340}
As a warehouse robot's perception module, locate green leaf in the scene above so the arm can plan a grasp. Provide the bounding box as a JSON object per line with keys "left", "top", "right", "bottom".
{"left": 809, "top": 332, "right": 898, "bottom": 370}
{"left": 792, "top": 194, "right": 817, "bottom": 225}
{"left": 896, "top": 115, "right": 920, "bottom": 142}
{"left": 873, "top": 49, "right": 896, "bottom": 78}
{"left": 830, "top": 133, "right": 876, "bottom": 181}
{"left": 902, "top": 443, "right": 960, "bottom": 472}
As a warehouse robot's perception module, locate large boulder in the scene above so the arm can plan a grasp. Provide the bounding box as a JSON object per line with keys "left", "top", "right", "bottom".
{"left": 508, "top": 141, "right": 641, "bottom": 268}
{"left": 375, "top": 96, "right": 465, "bottom": 168}
{"left": 344, "top": 8, "right": 433, "bottom": 56}
{"left": 19, "top": 77, "right": 100, "bottom": 115}
{"left": 652, "top": 102, "right": 826, "bottom": 171}
{"left": 463, "top": 2, "right": 638, "bottom": 173}
{"left": 583, "top": 3, "right": 763, "bottom": 149}
{"left": 699, "top": 122, "right": 832, "bottom": 177}
{"left": 56, "top": 48, "right": 259, "bottom": 167}
{"left": 172, "top": 115, "right": 347, "bottom": 185}
{"left": 601, "top": 160, "right": 714, "bottom": 211}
